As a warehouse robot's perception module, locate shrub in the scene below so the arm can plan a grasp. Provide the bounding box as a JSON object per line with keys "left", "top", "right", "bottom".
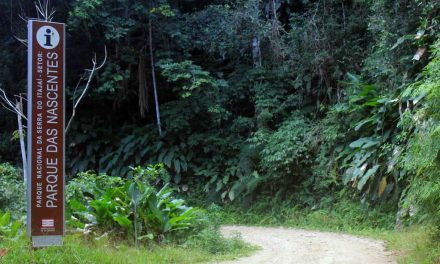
{"left": 401, "top": 39, "right": 440, "bottom": 226}
{"left": 243, "top": 113, "right": 315, "bottom": 198}
{"left": 67, "top": 165, "right": 205, "bottom": 243}
{"left": 0, "top": 163, "right": 25, "bottom": 215}
{"left": 185, "top": 204, "right": 253, "bottom": 255}
{"left": 0, "top": 211, "right": 22, "bottom": 238}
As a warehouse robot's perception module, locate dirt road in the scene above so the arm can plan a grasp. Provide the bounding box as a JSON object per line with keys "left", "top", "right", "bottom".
{"left": 220, "top": 226, "right": 396, "bottom": 264}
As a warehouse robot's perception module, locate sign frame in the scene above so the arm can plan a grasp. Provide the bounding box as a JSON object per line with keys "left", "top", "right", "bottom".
{"left": 27, "top": 19, "right": 66, "bottom": 247}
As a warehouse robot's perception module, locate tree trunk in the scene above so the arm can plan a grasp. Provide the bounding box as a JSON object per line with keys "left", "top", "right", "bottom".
{"left": 149, "top": 15, "right": 162, "bottom": 136}
{"left": 17, "top": 100, "right": 27, "bottom": 184}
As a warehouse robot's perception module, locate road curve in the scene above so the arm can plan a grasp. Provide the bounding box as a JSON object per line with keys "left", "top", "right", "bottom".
{"left": 219, "top": 225, "right": 396, "bottom": 264}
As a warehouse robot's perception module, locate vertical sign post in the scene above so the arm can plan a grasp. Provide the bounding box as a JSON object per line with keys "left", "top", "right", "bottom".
{"left": 27, "top": 20, "right": 65, "bottom": 247}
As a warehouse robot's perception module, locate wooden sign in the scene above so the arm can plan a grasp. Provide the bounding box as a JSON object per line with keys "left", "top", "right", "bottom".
{"left": 27, "top": 20, "right": 65, "bottom": 247}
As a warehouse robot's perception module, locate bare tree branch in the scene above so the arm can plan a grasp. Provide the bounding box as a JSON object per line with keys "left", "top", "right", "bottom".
{"left": 0, "top": 101, "right": 17, "bottom": 115}
{"left": 0, "top": 87, "right": 28, "bottom": 184}
{"left": 16, "top": 99, "right": 27, "bottom": 184}
{"left": 85, "top": 47, "right": 107, "bottom": 72}
{"left": 17, "top": 0, "right": 28, "bottom": 23}
{"left": 0, "top": 87, "right": 27, "bottom": 120}
{"left": 65, "top": 46, "right": 107, "bottom": 133}
{"left": 13, "top": 1, "right": 55, "bottom": 47}
{"left": 35, "top": 0, "right": 56, "bottom": 22}
{"left": 13, "top": 35, "right": 28, "bottom": 47}
{"left": 18, "top": 13, "right": 28, "bottom": 23}
{"left": 14, "top": 94, "right": 28, "bottom": 102}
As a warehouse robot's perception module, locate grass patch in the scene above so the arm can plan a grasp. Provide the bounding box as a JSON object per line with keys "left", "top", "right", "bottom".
{"left": 0, "top": 230, "right": 256, "bottom": 264}
{"left": 218, "top": 199, "right": 394, "bottom": 232}
{"left": 373, "top": 226, "right": 440, "bottom": 264}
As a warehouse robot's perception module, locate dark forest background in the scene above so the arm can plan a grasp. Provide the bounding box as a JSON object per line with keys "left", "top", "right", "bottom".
{"left": 1, "top": 0, "right": 440, "bottom": 226}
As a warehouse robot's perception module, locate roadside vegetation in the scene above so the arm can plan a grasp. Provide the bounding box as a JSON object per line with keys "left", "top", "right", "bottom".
{"left": 0, "top": 234, "right": 252, "bottom": 264}
{"left": 1, "top": 162, "right": 440, "bottom": 263}
{"left": 0, "top": 163, "right": 255, "bottom": 263}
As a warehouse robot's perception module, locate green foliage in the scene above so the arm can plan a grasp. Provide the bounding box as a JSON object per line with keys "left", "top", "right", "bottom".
{"left": 184, "top": 203, "right": 257, "bottom": 255}
{"left": 185, "top": 226, "right": 250, "bottom": 255}
{"left": 62, "top": 0, "right": 438, "bottom": 210}
{"left": 218, "top": 192, "right": 395, "bottom": 232}
{"left": 258, "top": 114, "right": 313, "bottom": 179}
{"left": 67, "top": 166, "right": 204, "bottom": 242}
{"left": 0, "top": 232, "right": 254, "bottom": 264}
{"left": 95, "top": 62, "right": 131, "bottom": 94}
{"left": 232, "top": 113, "right": 316, "bottom": 200}
{"left": 400, "top": 38, "right": 440, "bottom": 225}
{"left": 157, "top": 59, "right": 226, "bottom": 98}
{"left": 364, "top": 0, "right": 423, "bottom": 85}
{"left": 0, "top": 163, "right": 24, "bottom": 215}
{"left": 335, "top": 77, "right": 406, "bottom": 202}
{"left": 285, "top": 0, "right": 370, "bottom": 98}
{"left": 385, "top": 225, "right": 440, "bottom": 264}
{"left": 68, "top": 0, "right": 137, "bottom": 40}
{"left": 150, "top": 4, "right": 175, "bottom": 17}
{"left": 1, "top": 0, "right": 439, "bottom": 221}
{"left": 175, "top": 1, "right": 267, "bottom": 60}
{"left": 0, "top": 211, "right": 22, "bottom": 238}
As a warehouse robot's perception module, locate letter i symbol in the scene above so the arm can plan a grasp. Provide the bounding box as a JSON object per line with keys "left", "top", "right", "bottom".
{"left": 44, "top": 28, "right": 52, "bottom": 47}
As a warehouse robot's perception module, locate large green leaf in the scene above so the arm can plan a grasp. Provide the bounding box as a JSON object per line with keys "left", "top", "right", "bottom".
{"left": 112, "top": 213, "right": 132, "bottom": 230}
{"left": 129, "top": 182, "right": 141, "bottom": 206}
{"left": 0, "top": 212, "right": 10, "bottom": 227}
{"left": 357, "top": 165, "right": 380, "bottom": 190}
{"left": 164, "top": 150, "right": 175, "bottom": 167}
{"left": 174, "top": 159, "right": 181, "bottom": 173}
{"left": 349, "top": 137, "right": 376, "bottom": 149}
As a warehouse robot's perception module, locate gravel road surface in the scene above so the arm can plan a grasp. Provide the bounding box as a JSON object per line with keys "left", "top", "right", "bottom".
{"left": 220, "top": 225, "right": 396, "bottom": 264}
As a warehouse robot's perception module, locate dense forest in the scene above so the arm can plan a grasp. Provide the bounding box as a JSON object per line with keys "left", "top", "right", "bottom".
{"left": 1, "top": 0, "right": 440, "bottom": 262}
